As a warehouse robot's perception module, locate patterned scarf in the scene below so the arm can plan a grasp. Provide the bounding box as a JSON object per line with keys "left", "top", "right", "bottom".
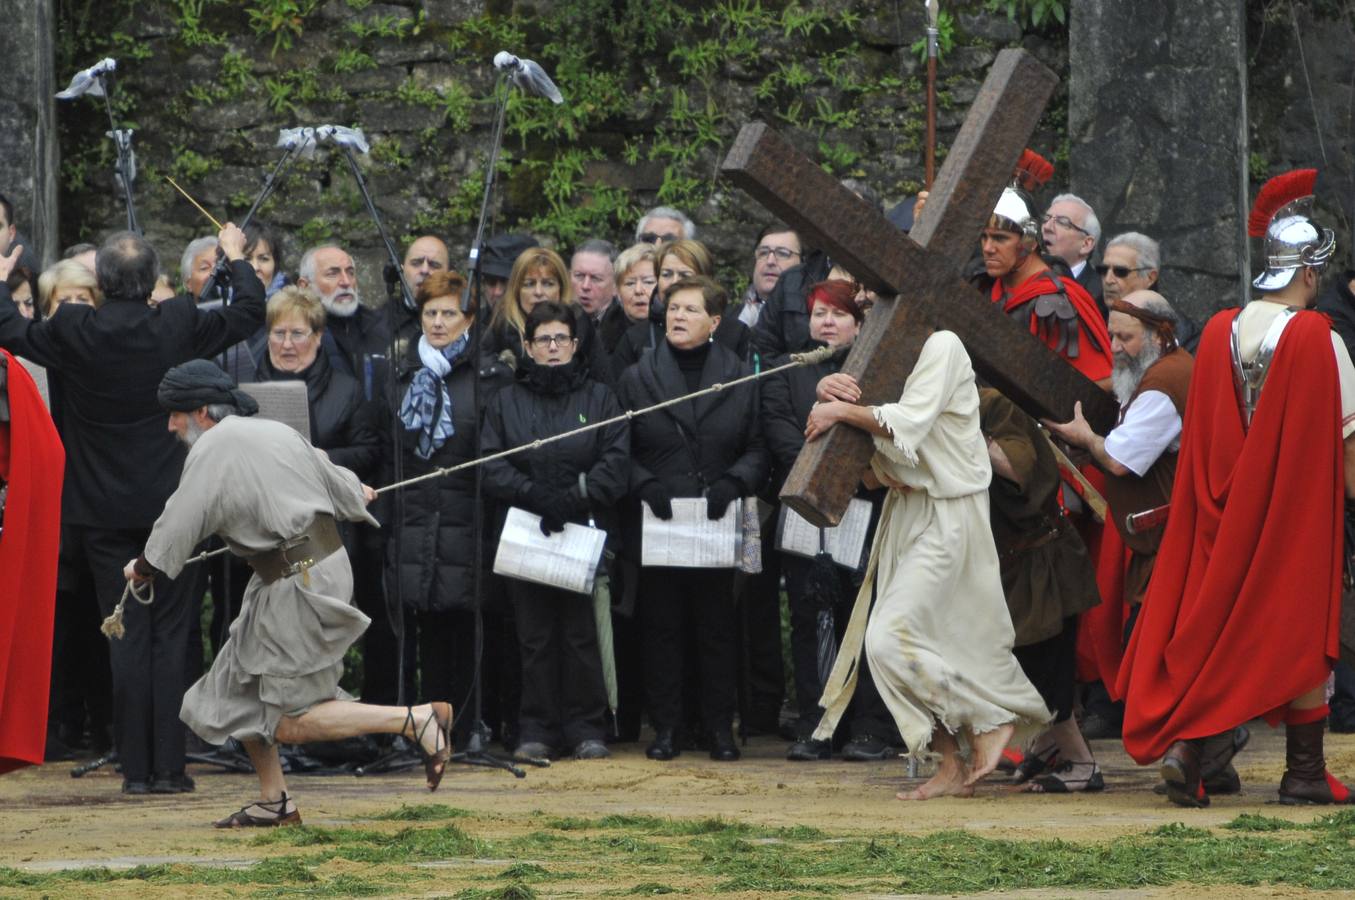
{"left": 399, "top": 332, "right": 470, "bottom": 460}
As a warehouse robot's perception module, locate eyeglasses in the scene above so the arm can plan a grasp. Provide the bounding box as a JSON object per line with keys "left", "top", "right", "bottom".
{"left": 638, "top": 232, "right": 674, "bottom": 244}
{"left": 529, "top": 334, "right": 575, "bottom": 348}
{"left": 755, "top": 246, "right": 801, "bottom": 261}
{"left": 622, "top": 277, "right": 657, "bottom": 291}
{"left": 1095, "top": 264, "right": 1152, "bottom": 279}
{"left": 268, "top": 328, "right": 314, "bottom": 343}
{"left": 1042, "top": 213, "right": 1090, "bottom": 236}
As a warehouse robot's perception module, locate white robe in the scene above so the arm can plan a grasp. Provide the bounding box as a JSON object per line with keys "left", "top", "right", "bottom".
{"left": 144, "top": 415, "right": 378, "bottom": 745}
{"left": 813, "top": 331, "right": 1050, "bottom": 755}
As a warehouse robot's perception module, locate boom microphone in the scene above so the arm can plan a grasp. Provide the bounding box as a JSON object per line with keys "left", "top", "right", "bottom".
{"left": 492, "top": 51, "right": 564, "bottom": 105}
{"left": 56, "top": 58, "right": 117, "bottom": 100}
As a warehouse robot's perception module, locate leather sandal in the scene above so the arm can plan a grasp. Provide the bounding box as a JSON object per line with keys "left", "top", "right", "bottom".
{"left": 1011, "top": 743, "right": 1060, "bottom": 785}
{"left": 214, "top": 793, "right": 301, "bottom": 828}
{"left": 406, "top": 703, "right": 452, "bottom": 792}
{"left": 1026, "top": 759, "right": 1105, "bottom": 793}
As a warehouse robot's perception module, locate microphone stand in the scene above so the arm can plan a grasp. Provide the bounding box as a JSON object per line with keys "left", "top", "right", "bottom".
{"left": 452, "top": 70, "right": 536, "bottom": 778}
{"left": 93, "top": 72, "right": 139, "bottom": 234}
{"left": 196, "top": 141, "right": 305, "bottom": 308}
{"left": 321, "top": 140, "right": 426, "bottom": 778}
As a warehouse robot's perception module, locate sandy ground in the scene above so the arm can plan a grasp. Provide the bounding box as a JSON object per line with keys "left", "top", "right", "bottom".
{"left": 3, "top": 726, "right": 1354, "bottom": 897}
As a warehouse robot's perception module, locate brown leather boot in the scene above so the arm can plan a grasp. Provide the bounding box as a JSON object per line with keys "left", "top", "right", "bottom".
{"left": 1278, "top": 719, "right": 1355, "bottom": 805}
{"left": 1160, "top": 738, "right": 1209, "bottom": 808}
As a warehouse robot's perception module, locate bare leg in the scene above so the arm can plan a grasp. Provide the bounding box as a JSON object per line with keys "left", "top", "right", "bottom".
{"left": 966, "top": 721, "right": 1016, "bottom": 786}
{"left": 1023, "top": 718, "right": 1102, "bottom": 794}
{"left": 897, "top": 728, "right": 974, "bottom": 800}
{"left": 212, "top": 739, "right": 298, "bottom": 824}
{"left": 275, "top": 700, "right": 450, "bottom": 788}
{"left": 241, "top": 738, "right": 288, "bottom": 801}
{"left": 1292, "top": 684, "right": 1327, "bottom": 710}
{"left": 1047, "top": 717, "right": 1093, "bottom": 763}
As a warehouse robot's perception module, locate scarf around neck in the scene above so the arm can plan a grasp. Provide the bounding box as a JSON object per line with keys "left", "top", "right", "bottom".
{"left": 399, "top": 331, "right": 470, "bottom": 459}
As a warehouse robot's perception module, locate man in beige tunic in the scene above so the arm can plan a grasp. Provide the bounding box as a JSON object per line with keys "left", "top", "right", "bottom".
{"left": 123, "top": 360, "right": 453, "bottom": 827}
{"left": 805, "top": 330, "right": 1050, "bottom": 799}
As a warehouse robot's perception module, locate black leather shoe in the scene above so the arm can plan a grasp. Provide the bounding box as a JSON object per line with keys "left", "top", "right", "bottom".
{"left": 150, "top": 773, "right": 196, "bottom": 794}
{"left": 840, "top": 734, "right": 891, "bottom": 761}
{"left": 121, "top": 779, "right": 150, "bottom": 795}
{"left": 708, "top": 730, "right": 740, "bottom": 762}
{"left": 786, "top": 738, "right": 831, "bottom": 761}
{"left": 646, "top": 728, "right": 679, "bottom": 761}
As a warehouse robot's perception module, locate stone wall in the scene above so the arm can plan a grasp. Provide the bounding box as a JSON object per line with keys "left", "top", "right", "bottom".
{"left": 46, "top": 0, "right": 1069, "bottom": 302}
{"left": 0, "top": 0, "right": 58, "bottom": 267}
{"left": 28, "top": 0, "right": 1355, "bottom": 311}
{"left": 1068, "top": 0, "right": 1248, "bottom": 325}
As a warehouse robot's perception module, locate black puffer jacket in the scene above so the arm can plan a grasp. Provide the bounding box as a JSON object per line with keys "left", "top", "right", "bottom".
{"left": 610, "top": 311, "right": 752, "bottom": 380}
{"left": 616, "top": 340, "right": 769, "bottom": 560}
{"left": 482, "top": 358, "right": 630, "bottom": 536}
{"left": 376, "top": 337, "right": 513, "bottom": 612}
{"left": 247, "top": 339, "right": 381, "bottom": 480}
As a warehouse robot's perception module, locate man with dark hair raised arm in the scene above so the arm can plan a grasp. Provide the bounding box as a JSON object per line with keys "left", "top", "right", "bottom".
{"left": 0, "top": 224, "right": 265, "bottom": 795}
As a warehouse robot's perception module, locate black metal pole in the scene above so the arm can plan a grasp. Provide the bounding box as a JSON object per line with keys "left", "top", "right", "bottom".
{"left": 449, "top": 74, "right": 535, "bottom": 777}
{"left": 96, "top": 76, "right": 139, "bottom": 234}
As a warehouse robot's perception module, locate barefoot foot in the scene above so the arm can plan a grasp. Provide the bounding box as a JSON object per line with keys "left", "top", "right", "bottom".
{"left": 896, "top": 760, "right": 975, "bottom": 800}
{"left": 966, "top": 722, "right": 1017, "bottom": 786}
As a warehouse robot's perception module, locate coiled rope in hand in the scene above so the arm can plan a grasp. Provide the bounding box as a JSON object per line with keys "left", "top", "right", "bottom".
{"left": 100, "top": 576, "right": 156, "bottom": 639}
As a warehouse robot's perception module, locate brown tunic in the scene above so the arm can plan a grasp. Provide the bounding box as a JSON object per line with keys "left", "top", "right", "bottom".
{"left": 1100, "top": 347, "right": 1193, "bottom": 603}
{"left": 979, "top": 389, "right": 1100, "bottom": 646}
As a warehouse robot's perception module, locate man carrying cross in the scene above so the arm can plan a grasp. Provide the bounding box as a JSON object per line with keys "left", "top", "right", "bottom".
{"left": 804, "top": 330, "right": 1051, "bottom": 799}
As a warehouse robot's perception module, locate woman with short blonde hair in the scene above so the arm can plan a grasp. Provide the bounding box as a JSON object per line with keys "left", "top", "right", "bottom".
{"left": 37, "top": 259, "right": 101, "bottom": 317}
{"left": 265, "top": 284, "right": 327, "bottom": 333}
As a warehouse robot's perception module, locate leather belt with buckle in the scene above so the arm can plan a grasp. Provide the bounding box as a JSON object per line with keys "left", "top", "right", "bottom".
{"left": 246, "top": 513, "right": 343, "bottom": 585}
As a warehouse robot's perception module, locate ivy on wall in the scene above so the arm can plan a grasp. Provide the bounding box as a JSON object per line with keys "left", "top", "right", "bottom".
{"left": 54, "top": 0, "right": 1067, "bottom": 288}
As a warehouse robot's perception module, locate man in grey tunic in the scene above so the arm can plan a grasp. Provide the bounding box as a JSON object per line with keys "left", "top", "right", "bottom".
{"left": 123, "top": 360, "right": 452, "bottom": 827}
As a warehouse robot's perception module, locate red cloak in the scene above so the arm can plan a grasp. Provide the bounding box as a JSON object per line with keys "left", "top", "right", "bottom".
{"left": 0, "top": 351, "right": 64, "bottom": 774}
{"left": 992, "top": 270, "right": 1113, "bottom": 382}
{"left": 1116, "top": 309, "right": 1343, "bottom": 764}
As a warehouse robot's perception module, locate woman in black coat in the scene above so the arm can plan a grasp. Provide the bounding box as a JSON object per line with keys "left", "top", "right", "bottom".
{"left": 482, "top": 302, "right": 630, "bottom": 762}
{"left": 761, "top": 280, "right": 893, "bottom": 762}
{"left": 377, "top": 271, "right": 513, "bottom": 740}
{"left": 616, "top": 276, "right": 769, "bottom": 762}
{"left": 205, "top": 286, "right": 383, "bottom": 656}
{"left": 611, "top": 239, "right": 750, "bottom": 379}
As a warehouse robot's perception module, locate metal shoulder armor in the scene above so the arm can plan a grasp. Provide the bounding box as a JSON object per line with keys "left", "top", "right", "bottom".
{"left": 1230, "top": 306, "right": 1300, "bottom": 431}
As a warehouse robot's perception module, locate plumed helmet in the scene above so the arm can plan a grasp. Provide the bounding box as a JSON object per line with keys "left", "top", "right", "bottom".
{"left": 1249, "top": 169, "right": 1336, "bottom": 292}
{"left": 988, "top": 187, "right": 1041, "bottom": 250}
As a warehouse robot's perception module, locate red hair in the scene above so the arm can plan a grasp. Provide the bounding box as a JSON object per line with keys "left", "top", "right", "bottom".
{"left": 806, "top": 280, "right": 864, "bottom": 323}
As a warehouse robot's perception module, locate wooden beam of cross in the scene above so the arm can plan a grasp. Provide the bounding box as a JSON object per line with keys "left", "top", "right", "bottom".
{"left": 722, "top": 48, "right": 1119, "bottom": 527}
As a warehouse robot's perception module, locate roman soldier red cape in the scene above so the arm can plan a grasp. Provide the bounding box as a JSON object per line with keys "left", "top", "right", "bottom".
{"left": 1116, "top": 308, "right": 1343, "bottom": 764}
{"left": 991, "top": 272, "right": 1113, "bottom": 382}
{"left": 0, "top": 351, "right": 64, "bottom": 774}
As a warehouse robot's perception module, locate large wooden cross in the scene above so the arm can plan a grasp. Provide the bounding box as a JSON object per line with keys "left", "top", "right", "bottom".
{"left": 722, "top": 48, "right": 1118, "bottom": 527}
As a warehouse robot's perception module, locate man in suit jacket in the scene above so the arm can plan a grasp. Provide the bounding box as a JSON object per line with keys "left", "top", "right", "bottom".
{"left": 1043, "top": 193, "right": 1105, "bottom": 318}
{"left": 0, "top": 224, "right": 265, "bottom": 794}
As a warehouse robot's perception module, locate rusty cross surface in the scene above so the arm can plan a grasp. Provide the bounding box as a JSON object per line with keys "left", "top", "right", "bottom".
{"left": 721, "top": 48, "right": 1118, "bottom": 527}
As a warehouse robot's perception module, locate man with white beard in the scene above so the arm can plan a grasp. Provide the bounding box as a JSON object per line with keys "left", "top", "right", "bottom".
{"left": 1045, "top": 289, "right": 1193, "bottom": 608}
{"left": 296, "top": 244, "right": 391, "bottom": 402}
